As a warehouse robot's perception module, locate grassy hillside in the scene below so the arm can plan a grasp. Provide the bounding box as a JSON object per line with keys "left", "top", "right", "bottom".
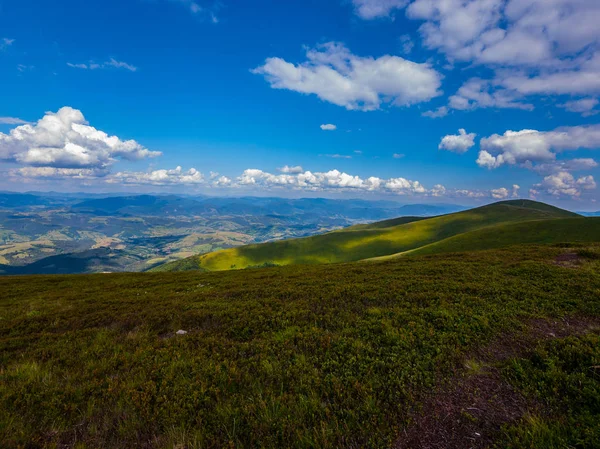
{"left": 373, "top": 217, "right": 600, "bottom": 260}
{"left": 155, "top": 200, "right": 580, "bottom": 272}
{"left": 1, "top": 244, "right": 600, "bottom": 448}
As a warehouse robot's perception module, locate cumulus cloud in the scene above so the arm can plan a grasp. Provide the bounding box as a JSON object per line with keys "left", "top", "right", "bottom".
{"left": 381, "top": 0, "right": 600, "bottom": 109}
{"left": 449, "top": 78, "right": 533, "bottom": 111}
{"left": 511, "top": 184, "right": 520, "bottom": 198}
{"left": 477, "top": 125, "right": 600, "bottom": 169}
{"left": 491, "top": 187, "right": 509, "bottom": 199}
{"left": 11, "top": 159, "right": 513, "bottom": 200}
{"left": 405, "top": 0, "right": 600, "bottom": 67}
{"left": 253, "top": 42, "right": 443, "bottom": 111}
{"left": 0, "top": 107, "right": 161, "bottom": 169}
{"left": 232, "top": 168, "right": 508, "bottom": 199}
{"left": 236, "top": 168, "right": 428, "bottom": 194}
{"left": 213, "top": 175, "right": 232, "bottom": 186}
{"left": 534, "top": 171, "right": 597, "bottom": 198}
{"left": 439, "top": 129, "right": 476, "bottom": 153}
{"left": 67, "top": 58, "right": 137, "bottom": 72}
{"left": 490, "top": 184, "right": 520, "bottom": 200}
{"left": 497, "top": 53, "right": 600, "bottom": 97}
{"left": 422, "top": 106, "right": 448, "bottom": 118}
{"left": 351, "top": 0, "right": 408, "bottom": 19}
{"left": 320, "top": 124, "right": 337, "bottom": 131}
{"left": 108, "top": 166, "right": 204, "bottom": 186}
{"left": 558, "top": 98, "right": 599, "bottom": 117}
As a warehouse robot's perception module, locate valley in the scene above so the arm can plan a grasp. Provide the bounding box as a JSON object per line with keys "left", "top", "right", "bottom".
{"left": 0, "top": 193, "right": 463, "bottom": 275}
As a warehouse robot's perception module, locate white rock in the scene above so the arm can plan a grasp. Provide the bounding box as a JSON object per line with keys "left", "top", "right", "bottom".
{"left": 176, "top": 330, "right": 188, "bottom": 335}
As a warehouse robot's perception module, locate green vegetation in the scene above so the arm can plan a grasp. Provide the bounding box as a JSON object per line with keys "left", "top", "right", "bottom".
{"left": 1, "top": 243, "right": 600, "bottom": 448}
{"left": 386, "top": 216, "right": 600, "bottom": 258}
{"left": 156, "top": 200, "right": 583, "bottom": 272}
{"left": 498, "top": 333, "right": 600, "bottom": 447}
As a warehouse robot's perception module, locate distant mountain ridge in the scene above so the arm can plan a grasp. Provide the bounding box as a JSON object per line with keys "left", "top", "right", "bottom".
{"left": 71, "top": 194, "right": 465, "bottom": 219}
{"left": 0, "top": 192, "right": 469, "bottom": 275}
{"left": 154, "top": 200, "right": 595, "bottom": 272}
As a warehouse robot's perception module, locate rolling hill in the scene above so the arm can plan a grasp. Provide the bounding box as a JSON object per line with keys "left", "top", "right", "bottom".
{"left": 395, "top": 217, "right": 600, "bottom": 258}
{"left": 155, "top": 200, "right": 586, "bottom": 272}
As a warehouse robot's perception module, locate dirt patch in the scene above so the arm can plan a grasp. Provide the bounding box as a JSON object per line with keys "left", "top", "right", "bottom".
{"left": 395, "top": 316, "right": 600, "bottom": 449}
{"left": 553, "top": 252, "right": 583, "bottom": 268}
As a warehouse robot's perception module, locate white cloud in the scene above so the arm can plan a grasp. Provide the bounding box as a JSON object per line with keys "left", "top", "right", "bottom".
{"left": 13, "top": 167, "right": 109, "bottom": 179}
{"left": 166, "top": 0, "right": 220, "bottom": 21}
{"left": 351, "top": 0, "right": 408, "bottom": 19}
{"left": 320, "top": 124, "right": 337, "bottom": 131}
{"left": 399, "top": 34, "right": 415, "bottom": 54}
{"left": 534, "top": 171, "right": 597, "bottom": 198}
{"left": 491, "top": 187, "right": 509, "bottom": 199}
{"left": 67, "top": 58, "right": 137, "bottom": 72}
{"left": 11, "top": 160, "right": 513, "bottom": 200}
{"left": 490, "top": 185, "right": 520, "bottom": 200}
{"left": 448, "top": 78, "right": 533, "bottom": 111}
{"left": 213, "top": 175, "right": 232, "bottom": 186}
{"left": 422, "top": 106, "right": 448, "bottom": 118}
{"left": 1, "top": 38, "right": 15, "bottom": 50}
{"left": 477, "top": 125, "right": 600, "bottom": 169}
{"left": 406, "top": 0, "right": 600, "bottom": 67}
{"left": 558, "top": 98, "right": 599, "bottom": 117}
{"left": 104, "top": 58, "right": 137, "bottom": 72}
{"left": 393, "top": 153, "right": 405, "bottom": 159}
{"left": 108, "top": 166, "right": 204, "bottom": 186}
{"left": 278, "top": 165, "right": 304, "bottom": 174}
{"left": 526, "top": 158, "right": 599, "bottom": 175}
{"left": 511, "top": 184, "right": 520, "bottom": 198}
{"left": 236, "top": 168, "right": 428, "bottom": 195}
{"left": 0, "top": 117, "right": 29, "bottom": 125}
{"left": 393, "top": 0, "right": 600, "bottom": 108}
{"left": 231, "top": 168, "right": 508, "bottom": 199}
{"left": 253, "top": 42, "right": 443, "bottom": 111}
{"left": 497, "top": 53, "right": 600, "bottom": 97}
{"left": 0, "top": 107, "right": 160, "bottom": 169}
{"left": 439, "top": 129, "right": 476, "bottom": 153}
{"left": 322, "top": 154, "right": 352, "bottom": 159}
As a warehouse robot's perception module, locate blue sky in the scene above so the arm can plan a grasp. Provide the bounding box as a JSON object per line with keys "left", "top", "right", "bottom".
{"left": 1, "top": 0, "right": 600, "bottom": 208}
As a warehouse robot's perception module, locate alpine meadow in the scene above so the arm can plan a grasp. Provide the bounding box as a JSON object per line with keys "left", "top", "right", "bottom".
{"left": 2, "top": 0, "right": 600, "bottom": 448}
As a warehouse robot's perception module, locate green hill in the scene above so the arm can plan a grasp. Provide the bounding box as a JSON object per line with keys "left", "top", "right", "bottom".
{"left": 154, "top": 200, "right": 581, "bottom": 272}
{"left": 372, "top": 217, "right": 600, "bottom": 260}
{"left": 2, "top": 244, "right": 600, "bottom": 448}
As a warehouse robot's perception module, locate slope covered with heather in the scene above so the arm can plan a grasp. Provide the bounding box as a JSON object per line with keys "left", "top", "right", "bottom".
{"left": 2, "top": 244, "right": 600, "bottom": 448}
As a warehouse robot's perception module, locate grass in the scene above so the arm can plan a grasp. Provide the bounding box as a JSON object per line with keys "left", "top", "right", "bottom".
{"left": 155, "top": 200, "right": 582, "bottom": 272}
{"left": 497, "top": 332, "right": 600, "bottom": 448}
{"left": 383, "top": 217, "right": 600, "bottom": 259}
{"left": 1, "top": 243, "right": 600, "bottom": 448}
